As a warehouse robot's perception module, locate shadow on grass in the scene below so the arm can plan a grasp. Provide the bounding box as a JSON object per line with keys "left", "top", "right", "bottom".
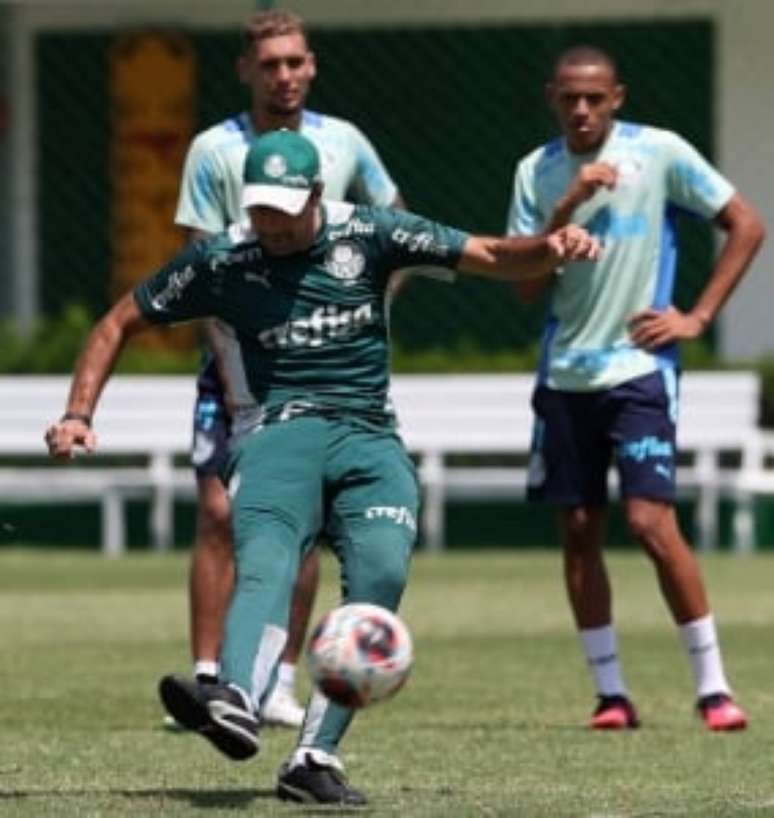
{"left": 0, "top": 787, "right": 383, "bottom": 815}
{"left": 0, "top": 787, "right": 274, "bottom": 808}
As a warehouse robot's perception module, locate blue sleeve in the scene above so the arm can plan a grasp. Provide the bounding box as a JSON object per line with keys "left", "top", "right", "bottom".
{"left": 347, "top": 125, "right": 399, "bottom": 207}
{"left": 664, "top": 132, "right": 735, "bottom": 219}
{"left": 175, "top": 136, "right": 228, "bottom": 233}
{"left": 506, "top": 158, "right": 545, "bottom": 237}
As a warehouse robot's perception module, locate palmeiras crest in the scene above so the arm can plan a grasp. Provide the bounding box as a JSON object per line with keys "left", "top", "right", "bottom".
{"left": 324, "top": 240, "right": 366, "bottom": 285}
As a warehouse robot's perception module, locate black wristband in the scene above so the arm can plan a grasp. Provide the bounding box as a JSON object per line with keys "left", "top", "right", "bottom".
{"left": 60, "top": 411, "right": 92, "bottom": 428}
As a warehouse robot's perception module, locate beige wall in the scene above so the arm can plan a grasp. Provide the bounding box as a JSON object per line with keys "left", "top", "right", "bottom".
{"left": 0, "top": 6, "right": 10, "bottom": 317}
{"left": 715, "top": 2, "right": 774, "bottom": 359}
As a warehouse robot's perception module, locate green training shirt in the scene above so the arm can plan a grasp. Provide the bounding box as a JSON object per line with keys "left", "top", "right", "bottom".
{"left": 135, "top": 202, "right": 468, "bottom": 435}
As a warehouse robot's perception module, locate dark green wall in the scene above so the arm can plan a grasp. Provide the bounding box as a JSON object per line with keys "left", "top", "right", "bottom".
{"left": 4, "top": 497, "right": 773, "bottom": 551}
{"left": 38, "top": 19, "right": 714, "bottom": 353}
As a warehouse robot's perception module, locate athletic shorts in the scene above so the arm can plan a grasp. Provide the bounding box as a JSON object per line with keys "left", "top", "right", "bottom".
{"left": 526, "top": 370, "right": 678, "bottom": 506}
{"left": 224, "top": 414, "right": 420, "bottom": 558}
{"left": 190, "top": 389, "right": 231, "bottom": 478}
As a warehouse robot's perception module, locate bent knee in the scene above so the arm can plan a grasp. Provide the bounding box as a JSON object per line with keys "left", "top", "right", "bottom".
{"left": 344, "top": 526, "right": 413, "bottom": 611}
{"left": 197, "top": 477, "right": 231, "bottom": 527}
{"left": 561, "top": 506, "right": 604, "bottom": 551}
{"left": 625, "top": 502, "right": 681, "bottom": 559}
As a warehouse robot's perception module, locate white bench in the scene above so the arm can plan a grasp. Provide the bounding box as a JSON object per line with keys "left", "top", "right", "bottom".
{"left": 390, "top": 372, "right": 774, "bottom": 552}
{"left": 673, "top": 372, "right": 774, "bottom": 553}
{"left": 0, "top": 376, "right": 197, "bottom": 556}
{"left": 1, "top": 372, "right": 772, "bottom": 555}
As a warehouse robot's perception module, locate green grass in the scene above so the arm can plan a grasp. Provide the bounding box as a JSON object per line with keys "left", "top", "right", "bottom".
{"left": 1, "top": 548, "right": 774, "bottom": 817}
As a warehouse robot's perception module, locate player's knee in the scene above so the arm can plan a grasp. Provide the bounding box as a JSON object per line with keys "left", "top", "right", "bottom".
{"left": 374, "top": 560, "right": 409, "bottom": 610}
{"left": 348, "top": 566, "right": 407, "bottom": 612}
{"left": 562, "top": 507, "right": 602, "bottom": 551}
{"left": 345, "top": 528, "right": 412, "bottom": 611}
{"left": 626, "top": 505, "right": 669, "bottom": 558}
{"left": 196, "top": 478, "right": 231, "bottom": 540}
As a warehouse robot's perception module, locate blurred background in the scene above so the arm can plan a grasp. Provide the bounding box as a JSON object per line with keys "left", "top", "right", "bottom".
{"left": 1, "top": 0, "right": 773, "bottom": 549}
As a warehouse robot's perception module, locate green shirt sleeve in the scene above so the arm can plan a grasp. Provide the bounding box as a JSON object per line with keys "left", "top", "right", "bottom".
{"left": 371, "top": 207, "right": 469, "bottom": 280}
{"left": 133, "top": 240, "right": 216, "bottom": 325}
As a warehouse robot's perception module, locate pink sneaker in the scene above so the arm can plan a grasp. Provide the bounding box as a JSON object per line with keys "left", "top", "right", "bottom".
{"left": 698, "top": 694, "right": 748, "bottom": 731}
{"left": 589, "top": 695, "right": 641, "bottom": 730}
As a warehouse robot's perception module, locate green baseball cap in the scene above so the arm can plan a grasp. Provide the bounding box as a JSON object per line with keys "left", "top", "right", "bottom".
{"left": 241, "top": 129, "right": 321, "bottom": 215}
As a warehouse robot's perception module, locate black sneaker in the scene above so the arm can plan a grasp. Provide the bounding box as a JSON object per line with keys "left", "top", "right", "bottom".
{"left": 162, "top": 673, "right": 219, "bottom": 732}
{"left": 277, "top": 753, "right": 367, "bottom": 805}
{"left": 158, "top": 674, "right": 259, "bottom": 760}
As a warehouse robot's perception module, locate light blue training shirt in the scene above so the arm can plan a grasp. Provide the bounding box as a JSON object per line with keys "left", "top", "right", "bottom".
{"left": 506, "top": 121, "right": 735, "bottom": 392}
{"left": 176, "top": 109, "right": 398, "bottom": 232}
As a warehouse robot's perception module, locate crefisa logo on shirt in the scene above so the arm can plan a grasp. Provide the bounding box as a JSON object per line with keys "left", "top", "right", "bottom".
{"left": 150, "top": 265, "right": 196, "bottom": 311}
{"left": 324, "top": 240, "right": 366, "bottom": 285}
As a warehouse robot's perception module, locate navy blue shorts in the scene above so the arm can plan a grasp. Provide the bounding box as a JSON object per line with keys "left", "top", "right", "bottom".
{"left": 191, "top": 389, "right": 231, "bottom": 478}
{"left": 526, "top": 370, "right": 678, "bottom": 506}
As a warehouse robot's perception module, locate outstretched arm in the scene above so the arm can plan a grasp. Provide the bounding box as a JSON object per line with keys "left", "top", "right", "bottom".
{"left": 629, "top": 193, "right": 766, "bottom": 349}
{"left": 45, "top": 293, "right": 151, "bottom": 459}
{"left": 459, "top": 224, "right": 600, "bottom": 280}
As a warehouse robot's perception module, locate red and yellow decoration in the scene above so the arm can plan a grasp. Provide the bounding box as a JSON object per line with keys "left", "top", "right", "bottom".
{"left": 110, "top": 32, "right": 196, "bottom": 349}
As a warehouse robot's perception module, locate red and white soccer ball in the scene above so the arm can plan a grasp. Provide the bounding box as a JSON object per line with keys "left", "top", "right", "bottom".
{"left": 307, "top": 603, "right": 413, "bottom": 709}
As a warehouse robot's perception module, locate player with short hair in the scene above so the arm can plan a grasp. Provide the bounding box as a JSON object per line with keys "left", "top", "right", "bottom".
{"left": 506, "top": 45, "right": 765, "bottom": 731}
{"left": 177, "top": 9, "right": 404, "bottom": 727}
{"left": 46, "top": 129, "right": 599, "bottom": 805}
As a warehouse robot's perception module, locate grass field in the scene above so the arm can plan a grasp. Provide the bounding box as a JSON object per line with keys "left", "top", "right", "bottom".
{"left": 1, "top": 547, "right": 773, "bottom": 817}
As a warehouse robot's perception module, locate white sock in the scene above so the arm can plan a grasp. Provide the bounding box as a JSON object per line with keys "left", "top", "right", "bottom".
{"left": 251, "top": 625, "right": 288, "bottom": 710}
{"left": 290, "top": 746, "right": 342, "bottom": 772}
{"left": 277, "top": 661, "right": 297, "bottom": 691}
{"left": 678, "top": 614, "right": 731, "bottom": 698}
{"left": 193, "top": 660, "right": 219, "bottom": 680}
{"left": 579, "top": 625, "right": 628, "bottom": 697}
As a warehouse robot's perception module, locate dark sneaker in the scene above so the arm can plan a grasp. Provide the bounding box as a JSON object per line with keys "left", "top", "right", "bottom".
{"left": 158, "top": 674, "right": 259, "bottom": 760}
{"left": 277, "top": 752, "right": 367, "bottom": 805}
{"left": 162, "top": 673, "right": 219, "bottom": 732}
{"left": 697, "top": 693, "right": 748, "bottom": 731}
{"left": 589, "top": 695, "right": 641, "bottom": 729}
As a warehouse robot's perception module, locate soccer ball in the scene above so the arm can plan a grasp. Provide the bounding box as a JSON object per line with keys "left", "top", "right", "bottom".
{"left": 306, "top": 603, "right": 413, "bottom": 709}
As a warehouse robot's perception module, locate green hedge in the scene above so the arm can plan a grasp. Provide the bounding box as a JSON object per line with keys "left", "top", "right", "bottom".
{"left": 0, "top": 305, "right": 199, "bottom": 375}
{"left": 4, "top": 306, "right": 774, "bottom": 426}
